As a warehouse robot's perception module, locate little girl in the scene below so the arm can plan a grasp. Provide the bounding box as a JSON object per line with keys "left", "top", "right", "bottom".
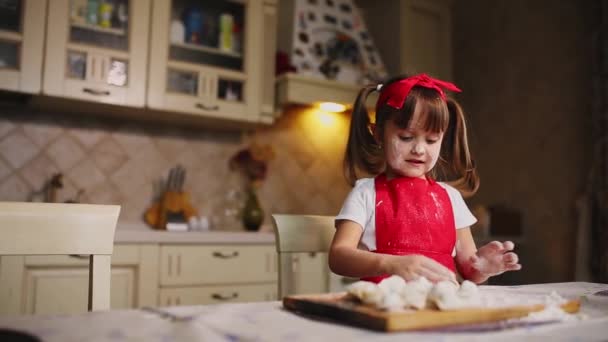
{"left": 329, "top": 74, "right": 521, "bottom": 284}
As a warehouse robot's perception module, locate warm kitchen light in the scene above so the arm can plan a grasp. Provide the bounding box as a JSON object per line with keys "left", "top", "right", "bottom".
{"left": 317, "top": 102, "right": 347, "bottom": 113}
{"left": 316, "top": 110, "right": 336, "bottom": 126}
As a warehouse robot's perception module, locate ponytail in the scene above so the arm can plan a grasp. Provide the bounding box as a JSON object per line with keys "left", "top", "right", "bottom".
{"left": 439, "top": 98, "right": 480, "bottom": 197}
{"left": 343, "top": 84, "right": 384, "bottom": 186}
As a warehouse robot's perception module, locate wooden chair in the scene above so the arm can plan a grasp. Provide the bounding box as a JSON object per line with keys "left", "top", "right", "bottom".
{"left": 0, "top": 202, "right": 120, "bottom": 312}
{"left": 271, "top": 214, "right": 336, "bottom": 298}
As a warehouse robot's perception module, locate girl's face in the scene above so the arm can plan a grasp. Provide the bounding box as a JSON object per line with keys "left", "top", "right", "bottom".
{"left": 379, "top": 104, "right": 444, "bottom": 179}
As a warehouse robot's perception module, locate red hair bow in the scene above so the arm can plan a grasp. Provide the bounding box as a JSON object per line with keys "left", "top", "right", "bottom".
{"left": 377, "top": 74, "right": 461, "bottom": 110}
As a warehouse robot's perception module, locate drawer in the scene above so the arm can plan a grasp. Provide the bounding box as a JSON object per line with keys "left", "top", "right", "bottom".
{"left": 159, "top": 245, "right": 277, "bottom": 286}
{"left": 159, "top": 283, "right": 277, "bottom": 306}
{"left": 24, "top": 244, "right": 141, "bottom": 266}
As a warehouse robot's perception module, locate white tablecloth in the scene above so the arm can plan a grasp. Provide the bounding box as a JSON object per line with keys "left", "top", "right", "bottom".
{"left": 1, "top": 282, "right": 607, "bottom": 342}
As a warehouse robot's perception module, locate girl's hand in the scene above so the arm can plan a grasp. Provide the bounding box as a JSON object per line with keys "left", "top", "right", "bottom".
{"left": 471, "top": 241, "right": 521, "bottom": 279}
{"left": 386, "top": 254, "right": 458, "bottom": 283}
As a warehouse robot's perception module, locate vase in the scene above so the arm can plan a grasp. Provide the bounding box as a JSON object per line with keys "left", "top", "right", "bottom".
{"left": 242, "top": 186, "right": 264, "bottom": 231}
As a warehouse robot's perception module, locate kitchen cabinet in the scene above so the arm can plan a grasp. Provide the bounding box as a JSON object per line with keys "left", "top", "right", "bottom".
{"left": 0, "top": 241, "right": 279, "bottom": 314}
{"left": 160, "top": 283, "right": 276, "bottom": 306}
{"left": 42, "top": 0, "right": 151, "bottom": 107}
{"left": 0, "top": 244, "right": 159, "bottom": 315}
{"left": 158, "top": 244, "right": 277, "bottom": 305}
{"left": 23, "top": 266, "right": 134, "bottom": 315}
{"left": 146, "top": 0, "right": 277, "bottom": 124}
{"left": 357, "top": 0, "right": 454, "bottom": 81}
{"left": 0, "top": 0, "right": 46, "bottom": 93}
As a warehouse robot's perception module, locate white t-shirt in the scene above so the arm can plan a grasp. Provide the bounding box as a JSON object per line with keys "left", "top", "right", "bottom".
{"left": 335, "top": 178, "right": 477, "bottom": 253}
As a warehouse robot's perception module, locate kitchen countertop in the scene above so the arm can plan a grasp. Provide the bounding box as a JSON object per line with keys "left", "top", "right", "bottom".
{"left": 114, "top": 222, "right": 275, "bottom": 244}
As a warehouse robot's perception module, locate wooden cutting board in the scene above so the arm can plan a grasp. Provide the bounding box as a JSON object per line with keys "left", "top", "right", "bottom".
{"left": 283, "top": 292, "right": 580, "bottom": 332}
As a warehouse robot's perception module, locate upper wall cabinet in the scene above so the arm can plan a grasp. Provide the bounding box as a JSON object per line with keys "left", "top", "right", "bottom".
{"left": 147, "top": 0, "right": 277, "bottom": 124}
{"left": 43, "top": 0, "right": 150, "bottom": 107}
{"left": 0, "top": 0, "right": 46, "bottom": 93}
{"left": 357, "top": 0, "right": 454, "bottom": 81}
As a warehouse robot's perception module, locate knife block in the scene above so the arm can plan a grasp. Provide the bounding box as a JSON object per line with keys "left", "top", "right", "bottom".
{"left": 144, "top": 190, "right": 198, "bottom": 230}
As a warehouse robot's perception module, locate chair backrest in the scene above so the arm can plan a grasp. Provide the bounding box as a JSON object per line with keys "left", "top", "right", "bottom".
{"left": 271, "top": 214, "right": 335, "bottom": 297}
{"left": 0, "top": 202, "right": 120, "bottom": 312}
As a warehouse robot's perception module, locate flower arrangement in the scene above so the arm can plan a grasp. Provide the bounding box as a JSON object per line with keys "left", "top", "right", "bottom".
{"left": 228, "top": 142, "right": 275, "bottom": 231}
{"left": 229, "top": 142, "right": 275, "bottom": 187}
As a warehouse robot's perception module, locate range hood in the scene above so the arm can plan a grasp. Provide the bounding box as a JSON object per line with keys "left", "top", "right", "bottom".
{"left": 275, "top": 72, "right": 377, "bottom": 113}
{"left": 274, "top": 0, "right": 385, "bottom": 113}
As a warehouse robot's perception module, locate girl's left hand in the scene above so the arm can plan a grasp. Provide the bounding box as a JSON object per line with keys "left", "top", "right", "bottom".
{"left": 470, "top": 241, "right": 522, "bottom": 278}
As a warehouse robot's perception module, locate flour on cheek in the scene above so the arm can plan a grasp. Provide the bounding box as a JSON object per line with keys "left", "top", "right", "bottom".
{"left": 387, "top": 136, "right": 407, "bottom": 172}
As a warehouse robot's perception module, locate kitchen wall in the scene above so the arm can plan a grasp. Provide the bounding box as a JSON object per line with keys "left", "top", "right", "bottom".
{"left": 453, "top": 0, "right": 593, "bottom": 283}
{"left": 0, "top": 104, "right": 352, "bottom": 229}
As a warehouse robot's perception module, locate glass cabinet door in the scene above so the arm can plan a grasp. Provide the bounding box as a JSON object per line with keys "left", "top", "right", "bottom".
{"left": 64, "top": 0, "right": 130, "bottom": 88}
{"left": 44, "top": 0, "right": 150, "bottom": 107}
{"left": 68, "top": 0, "right": 130, "bottom": 51}
{"left": 166, "top": 0, "right": 246, "bottom": 104}
{"left": 169, "top": 0, "right": 245, "bottom": 71}
{"left": 0, "top": 0, "right": 46, "bottom": 93}
{"left": 0, "top": 0, "right": 22, "bottom": 70}
{"left": 147, "top": 0, "right": 277, "bottom": 124}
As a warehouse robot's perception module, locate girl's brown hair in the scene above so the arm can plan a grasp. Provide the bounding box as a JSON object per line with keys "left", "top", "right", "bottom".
{"left": 343, "top": 75, "right": 480, "bottom": 197}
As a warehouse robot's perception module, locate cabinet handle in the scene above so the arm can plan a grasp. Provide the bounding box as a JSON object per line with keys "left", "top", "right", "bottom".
{"left": 211, "top": 292, "right": 238, "bottom": 301}
{"left": 195, "top": 103, "right": 219, "bottom": 111}
{"left": 83, "top": 88, "right": 110, "bottom": 96}
{"left": 176, "top": 254, "right": 181, "bottom": 276}
{"left": 212, "top": 251, "right": 239, "bottom": 259}
{"left": 168, "top": 255, "right": 173, "bottom": 276}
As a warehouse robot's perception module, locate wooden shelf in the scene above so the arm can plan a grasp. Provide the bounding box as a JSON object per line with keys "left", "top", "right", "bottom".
{"left": 71, "top": 22, "right": 127, "bottom": 36}
{"left": 170, "top": 42, "right": 242, "bottom": 59}
{"left": 65, "top": 42, "right": 131, "bottom": 59}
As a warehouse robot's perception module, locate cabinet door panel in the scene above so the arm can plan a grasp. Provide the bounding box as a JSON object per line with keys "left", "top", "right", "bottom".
{"left": 160, "top": 245, "right": 277, "bottom": 286}
{"left": 159, "top": 283, "right": 276, "bottom": 306}
{"left": 147, "top": 0, "right": 276, "bottom": 124}
{"left": 400, "top": 0, "right": 453, "bottom": 80}
{"left": 0, "top": 0, "right": 46, "bottom": 93}
{"left": 43, "top": 0, "right": 149, "bottom": 106}
{"left": 290, "top": 252, "right": 329, "bottom": 295}
{"left": 24, "top": 267, "right": 134, "bottom": 315}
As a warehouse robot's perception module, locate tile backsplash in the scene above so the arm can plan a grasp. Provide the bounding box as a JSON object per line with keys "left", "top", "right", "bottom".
{"left": 0, "top": 105, "right": 352, "bottom": 230}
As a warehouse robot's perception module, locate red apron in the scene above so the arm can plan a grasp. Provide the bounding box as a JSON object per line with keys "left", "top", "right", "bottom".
{"left": 362, "top": 174, "right": 456, "bottom": 283}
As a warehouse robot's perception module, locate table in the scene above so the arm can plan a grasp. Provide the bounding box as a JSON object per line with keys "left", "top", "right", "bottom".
{"left": 0, "top": 282, "right": 607, "bottom": 341}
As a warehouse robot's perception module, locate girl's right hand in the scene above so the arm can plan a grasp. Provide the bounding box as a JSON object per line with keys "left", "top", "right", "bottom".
{"left": 386, "top": 254, "right": 457, "bottom": 283}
